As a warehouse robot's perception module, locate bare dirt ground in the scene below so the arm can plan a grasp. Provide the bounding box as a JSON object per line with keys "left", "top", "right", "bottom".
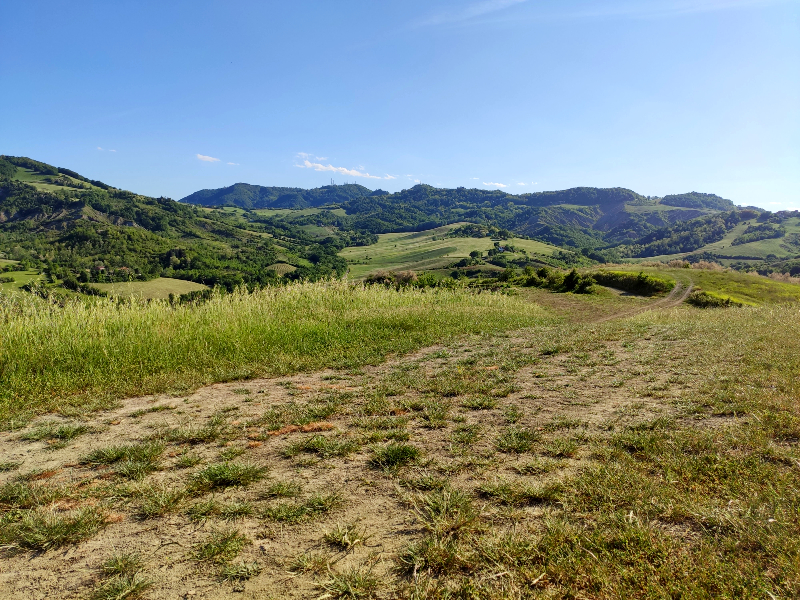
{"left": 0, "top": 290, "right": 704, "bottom": 599}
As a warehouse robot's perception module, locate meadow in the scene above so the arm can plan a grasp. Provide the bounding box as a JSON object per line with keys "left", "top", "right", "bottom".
{"left": 1, "top": 272, "right": 799, "bottom": 599}
{"left": 339, "top": 224, "right": 559, "bottom": 279}
{"left": 0, "top": 268, "right": 43, "bottom": 292}
{"left": 0, "top": 282, "right": 546, "bottom": 426}
{"left": 594, "top": 264, "right": 800, "bottom": 305}
{"left": 93, "top": 277, "right": 209, "bottom": 300}
{"left": 0, "top": 273, "right": 800, "bottom": 600}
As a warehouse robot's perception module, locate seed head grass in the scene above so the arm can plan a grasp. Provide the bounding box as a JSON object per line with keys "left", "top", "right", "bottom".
{"left": 0, "top": 282, "right": 546, "bottom": 425}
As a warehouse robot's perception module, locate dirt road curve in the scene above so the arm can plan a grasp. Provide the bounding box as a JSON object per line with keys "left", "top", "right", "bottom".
{"left": 593, "top": 279, "right": 694, "bottom": 324}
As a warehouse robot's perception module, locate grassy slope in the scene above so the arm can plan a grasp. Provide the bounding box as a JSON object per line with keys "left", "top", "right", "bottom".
{"left": 340, "top": 223, "right": 559, "bottom": 279}
{"left": 0, "top": 282, "right": 549, "bottom": 425}
{"left": 593, "top": 265, "right": 800, "bottom": 305}
{"left": 93, "top": 278, "right": 209, "bottom": 300}
{"left": 2, "top": 278, "right": 799, "bottom": 598}
{"left": 12, "top": 167, "right": 105, "bottom": 194}
{"left": 643, "top": 217, "right": 800, "bottom": 261}
{"left": 0, "top": 270, "right": 42, "bottom": 292}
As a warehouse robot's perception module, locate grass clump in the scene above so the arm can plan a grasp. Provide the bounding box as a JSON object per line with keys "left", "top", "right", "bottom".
{"left": 174, "top": 451, "right": 203, "bottom": 468}
{"left": 0, "top": 461, "right": 21, "bottom": 472}
{"left": 82, "top": 442, "right": 164, "bottom": 480}
{"left": 220, "top": 561, "right": 262, "bottom": 582}
{"left": 137, "top": 485, "right": 185, "bottom": 518}
{"left": 0, "top": 480, "right": 64, "bottom": 509}
{"left": 369, "top": 443, "right": 420, "bottom": 471}
{"left": 478, "top": 480, "right": 562, "bottom": 506}
{"left": 450, "top": 424, "right": 482, "bottom": 446}
{"left": 283, "top": 435, "right": 361, "bottom": 459}
{"left": 101, "top": 551, "right": 144, "bottom": 577}
{"left": 290, "top": 552, "right": 330, "bottom": 574}
{"left": 190, "top": 462, "right": 267, "bottom": 492}
{"left": 261, "top": 493, "right": 343, "bottom": 524}
{"left": 20, "top": 422, "right": 90, "bottom": 448}
{"left": 194, "top": 529, "right": 248, "bottom": 564}
{"left": 217, "top": 446, "right": 245, "bottom": 461}
{"left": 90, "top": 574, "right": 152, "bottom": 600}
{"left": 324, "top": 522, "right": 368, "bottom": 550}
{"left": 319, "top": 567, "right": 379, "bottom": 599}
{"left": 494, "top": 427, "right": 540, "bottom": 453}
{"left": 1, "top": 507, "right": 106, "bottom": 551}
{"left": 412, "top": 488, "right": 477, "bottom": 537}
{"left": 460, "top": 395, "right": 498, "bottom": 410}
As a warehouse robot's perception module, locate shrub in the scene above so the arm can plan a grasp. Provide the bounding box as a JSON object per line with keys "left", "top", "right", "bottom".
{"left": 686, "top": 290, "right": 743, "bottom": 308}
{"left": 591, "top": 271, "right": 674, "bottom": 295}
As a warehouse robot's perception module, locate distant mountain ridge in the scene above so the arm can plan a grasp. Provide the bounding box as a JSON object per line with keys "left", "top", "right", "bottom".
{"left": 181, "top": 183, "right": 377, "bottom": 210}
{"left": 181, "top": 182, "right": 736, "bottom": 247}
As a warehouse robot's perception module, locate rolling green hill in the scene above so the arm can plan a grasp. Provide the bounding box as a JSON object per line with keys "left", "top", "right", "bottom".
{"left": 0, "top": 156, "right": 352, "bottom": 296}
{"left": 3, "top": 153, "right": 797, "bottom": 298}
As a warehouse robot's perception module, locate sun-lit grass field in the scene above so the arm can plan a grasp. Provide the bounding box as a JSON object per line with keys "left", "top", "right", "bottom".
{"left": 0, "top": 269, "right": 42, "bottom": 292}
{"left": 340, "top": 224, "right": 560, "bottom": 278}
{"left": 0, "top": 281, "right": 548, "bottom": 425}
{"left": 93, "top": 277, "right": 209, "bottom": 300}
{"left": 595, "top": 264, "right": 800, "bottom": 305}
{"left": 2, "top": 274, "right": 800, "bottom": 599}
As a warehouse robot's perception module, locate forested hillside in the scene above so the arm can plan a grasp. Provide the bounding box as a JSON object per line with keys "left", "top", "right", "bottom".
{"left": 0, "top": 156, "right": 349, "bottom": 291}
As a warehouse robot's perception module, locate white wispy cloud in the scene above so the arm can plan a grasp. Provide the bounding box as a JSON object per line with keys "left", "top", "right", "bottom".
{"left": 297, "top": 152, "right": 328, "bottom": 161}
{"left": 227, "top": 162, "right": 239, "bottom": 166}
{"left": 295, "top": 155, "right": 394, "bottom": 180}
{"left": 470, "top": 177, "right": 479, "bottom": 180}
{"left": 97, "top": 147, "right": 117, "bottom": 152}
{"left": 483, "top": 181, "right": 507, "bottom": 188}
{"left": 517, "top": 182, "right": 527, "bottom": 186}
{"left": 197, "top": 154, "right": 220, "bottom": 163}
{"left": 416, "top": 0, "right": 527, "bottom": 26}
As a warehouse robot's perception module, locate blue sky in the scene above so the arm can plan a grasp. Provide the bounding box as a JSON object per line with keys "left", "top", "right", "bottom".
{"left": 1, "top": 1, "right": 798, "bottom": 208}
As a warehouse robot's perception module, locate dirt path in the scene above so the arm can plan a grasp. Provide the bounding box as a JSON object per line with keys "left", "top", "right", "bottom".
{"left": 593, "top": 279, "right": 694, "bottom": 323}
{"left": 0, "top": 302, "right": 702, "bottom": 599}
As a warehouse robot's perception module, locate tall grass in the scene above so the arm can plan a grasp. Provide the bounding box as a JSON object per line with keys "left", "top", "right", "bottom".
{"left": 0, "top": 282, "right": 548, "bottom": 425}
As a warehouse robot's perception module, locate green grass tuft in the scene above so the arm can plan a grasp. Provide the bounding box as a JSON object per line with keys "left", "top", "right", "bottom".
{"left": 190, "top": 462, "right": 267, "bottom": 492}
{"left": 369, "top": 443, "right": 420, "bottom": 471}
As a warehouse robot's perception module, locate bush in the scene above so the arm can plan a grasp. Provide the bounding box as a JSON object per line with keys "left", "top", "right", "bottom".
{"left": 591, "top": 271, "right": 673, "bottom": 295}
{"left": 686, "top": 290, "right": 742, "bottom": 308}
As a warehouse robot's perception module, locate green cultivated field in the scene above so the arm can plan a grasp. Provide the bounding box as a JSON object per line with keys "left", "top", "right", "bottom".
{"left": 93, "top": 277, "right": 209, "bottom": 300}
{"left": 340, "top": 223, "right": 559, "bottom": 278}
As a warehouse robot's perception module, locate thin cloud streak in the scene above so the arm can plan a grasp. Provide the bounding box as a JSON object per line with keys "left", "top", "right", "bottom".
{"left": 483, "top": 181, "right": 507, "bottom": 188}
{"left": 197, "top": 154, "right": 220, "bottom": 162}
{"left": 415, "top": 0, "right": 527, "bottom": 26}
